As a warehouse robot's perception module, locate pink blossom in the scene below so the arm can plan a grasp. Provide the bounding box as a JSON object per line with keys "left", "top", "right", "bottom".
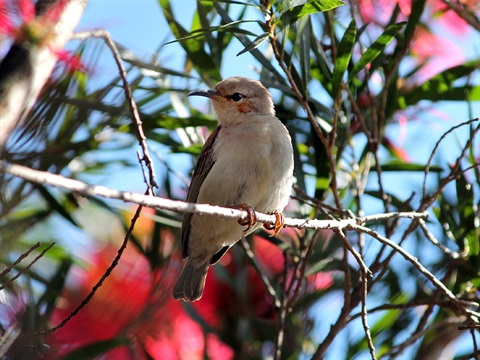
{"left": 410, "top": 27, "right": 464, "bottom": 84}
{"left": 0, "top": 0, "right": 85, "bottom": 73}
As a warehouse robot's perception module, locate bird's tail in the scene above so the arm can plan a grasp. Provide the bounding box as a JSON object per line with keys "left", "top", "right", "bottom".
{"left": 172, "top": 259, "right": 209, "bottom": 302}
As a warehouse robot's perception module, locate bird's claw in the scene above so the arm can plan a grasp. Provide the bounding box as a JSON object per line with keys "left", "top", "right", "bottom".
{"left": 234, "top": 203, "right": 257, "bottom": 231}
{"left": 264, "top": 211, "right": 284, "bottom": 237}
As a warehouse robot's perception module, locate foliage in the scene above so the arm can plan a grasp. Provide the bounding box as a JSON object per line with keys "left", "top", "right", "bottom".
{"left": 1, "top": 0, "right": 479, "bottom": 359}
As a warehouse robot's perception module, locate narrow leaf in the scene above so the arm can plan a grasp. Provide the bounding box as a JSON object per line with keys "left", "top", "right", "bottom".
{"left": 404, "top": 0, "right": 426, "bottom": 42}
{"left": 237, "top": 32, "right": 269, "bottom": 56}
{"left": 349, "top": 22, "right": 406, "bottom": 80}
{"left": 400, "top": 61, "right": 480, "bottom": 106}
{"left": 279, "top": 0, "right": 345, "bottom": 25}
{"left": 377, "top": 162, "right": 443, "bottom": 172}
{"left": 35, "top": 185, "right": 78, "bottom": 226}
{"left": 214, "top": 3, "right": 287, "bottom": 85}
{"left": 332, "top": 18, "right": 356, "bottom": 98}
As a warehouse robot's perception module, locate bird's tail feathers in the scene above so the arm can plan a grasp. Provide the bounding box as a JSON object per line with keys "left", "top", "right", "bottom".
{"left": 172, "top": 259, "right": 209, "bottom": 302}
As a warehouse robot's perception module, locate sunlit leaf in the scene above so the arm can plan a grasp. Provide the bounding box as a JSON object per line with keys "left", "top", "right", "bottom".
{"left": 400, "top": 61, "right": 480, "bottom": 106}
{"left": 237, "top": 32, "right": 269, "bottom": 56}
{"left": 214, "top": 3, "right": 287, "bottom": 85}
{"left": 279, "top": 0, "right": 345, "bottom": 25}
{"left": 349, "top": 22, "right": 406, "bottom": 80}
{"left": 159, "top": 0, "right": 221, "bottom": 82}
{"left": 332, "top": 19, "right": 356, "bottom": 98}
{"left": 377, "top": 161, "right": 442, "bottom": 172}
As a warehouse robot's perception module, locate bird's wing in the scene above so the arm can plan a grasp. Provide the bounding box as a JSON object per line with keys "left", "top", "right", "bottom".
{"left": 181, "top": 125, "right": 222, "bottom": 258}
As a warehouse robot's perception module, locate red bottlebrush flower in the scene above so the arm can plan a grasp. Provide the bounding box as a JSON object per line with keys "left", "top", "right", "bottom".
{"left": 48, "top": 245, "right": 233, "bottom": 360}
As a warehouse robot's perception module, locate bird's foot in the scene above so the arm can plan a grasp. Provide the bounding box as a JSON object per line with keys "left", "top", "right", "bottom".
{"left": 264, "top": 211, "right": 285, "bottom": 237}
{"left": 233, "top": 203, "right": 257, "bottom": 231}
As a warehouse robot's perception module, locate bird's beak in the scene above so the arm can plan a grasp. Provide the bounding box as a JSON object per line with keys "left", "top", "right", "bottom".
{"left": 188, "top": 89, "right": 218, "bottom": 98}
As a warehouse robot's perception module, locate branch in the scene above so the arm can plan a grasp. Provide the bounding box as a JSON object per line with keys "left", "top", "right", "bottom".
{"left": 73, "top": 29, "right": 158, "bottom": 192}
{"left": 348, "top": 224, "right": 480, "bottom": 319}
{"left": 441, "top": 0, "right": 480, "bottom": 32}
{"left": 0, "top": 160, "right": 428, "bottom": 230}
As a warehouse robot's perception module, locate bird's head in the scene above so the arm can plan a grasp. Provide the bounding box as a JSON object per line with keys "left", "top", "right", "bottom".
{"left": 188, "top": 76, "right": 275, "bottom": 125}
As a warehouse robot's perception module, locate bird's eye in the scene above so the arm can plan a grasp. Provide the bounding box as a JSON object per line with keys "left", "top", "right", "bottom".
{"left": 229, "top": 93, "right": 244, "bottom": 102}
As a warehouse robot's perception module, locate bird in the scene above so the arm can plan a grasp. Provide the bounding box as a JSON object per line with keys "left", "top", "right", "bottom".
{"left": 172, "top": 76, "right": 294, "bottom": 302}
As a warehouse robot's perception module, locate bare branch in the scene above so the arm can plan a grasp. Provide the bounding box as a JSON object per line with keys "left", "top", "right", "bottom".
{"left": 0, "top": 160, "right": 429, "bottom": 230}
{"left": 0, "top": 242, "right": 40, "bottom": 279}
{"left": 73, "top": 29, "right": 158, "bottom": 192}
{"left": 0, "top": 242, "right": 54, "bottom": 291}
{"left": 422, "top": 118, "right": 479, "bottom": 200}
{"left": 239, "top": 238, "right": 281, "bottom": 308}
{"left": 418, "top": 219, "right": 461, "bottom": 259}
{"left": 349, "top": 224, "right": 480, "bottom": 319}
{"left": 37, "top": 202, "right": 145, "bottom": 334}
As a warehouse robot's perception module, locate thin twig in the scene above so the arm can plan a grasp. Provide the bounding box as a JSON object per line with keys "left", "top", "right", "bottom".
{"left": 390, "top": 290, "right": 440, "bottom": 359}
{"left": 442, "top": 0, "right": 480, "bottom": 31}
{"left": 350, "top": 299, "right": 479, "bottom": 321}
{"left": 73, "top": 30, "right": 158, "bottom": 193}
{"left": 288, "top": 231, "right": 316, "bottom": 308}
{"left": 266, "top": 19, "right": 343, "bottom": 210}
{"left": 418, "top": 219, "right": 460, "bottom": 259}
{"left": 0, "top": 243, "right": 54, "bottom": 291}
{"left": 422, "top": 118, "right": 479, "bottom": 200}
{"left": 338, "top": 229, "right": 376, "bottom": 358}
{"left": 336, "top": 229, "right": 372, "bottom": 277}
{"left": 0, "top": 242, "right": 40, "bottom": 279}
{"left": 381, "top": 316, "right": 468, "bottom": 359}
{"left": 34, "top": 203, "right": 145, "bottom": 334}
{"left": 349, "top": 224, "right": 480, "bottom": 318}
{"left": 361, "top": 264, "right": 376, "bottom": 360}
{"left": 273, "top": 250, "right": 289, "bottom": 360}
{"left": 239, "top": 238, "right": 281, "bottom": 308}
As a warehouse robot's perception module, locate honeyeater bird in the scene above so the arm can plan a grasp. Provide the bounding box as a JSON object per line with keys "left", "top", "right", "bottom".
{"left": 173, "top": 76, "right": 294, "bottom": 302}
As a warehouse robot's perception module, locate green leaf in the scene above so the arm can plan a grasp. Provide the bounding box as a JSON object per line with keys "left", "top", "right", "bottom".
{"left": 35, "top": 185, "right": 79, "bottom": 226}
{"left": 332, "top": 19, "right": 356, "bottom": 98}
{"left": 403, "top": 0, "right": 426, "bottom": 43}
{"left": 400, "top": 61, "right": 480, "bottom": 106}
{"left": 163, "top": 21, "right": 259, "bottom": 46}
{"left": 297, "top": 16, "right": 312, "bottom": 91}
{"left": 144, "top": 114, "right": 217, "bottom": 130}
{"left": 237, "top": 32, "right": 269, "bottom": 56}
{"left": 305, "top": 257, "right": 336, "bottom": 276}
{"left": 349, "top": 22, "right": 406, "bottom": 81}
{"left": 279, "top": 0, "right": 345, "bottom": 25}
{"left": 159, "top": 0, "right": 221, "bottom": 82}
{"left": 37, "top": 257, "right": 72, "bottom": 320}
{"left": 214, "top": 3, "right": 287, "bottom": 86}
{"left": 377, "top": 161, "right": 442, "bottom": 172}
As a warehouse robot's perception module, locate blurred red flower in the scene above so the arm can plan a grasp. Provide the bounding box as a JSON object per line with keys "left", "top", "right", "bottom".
{"left": 47, "top": 229, "right": 333, "bottom": 359}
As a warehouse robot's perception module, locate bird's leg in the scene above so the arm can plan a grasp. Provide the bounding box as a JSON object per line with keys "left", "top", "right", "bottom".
{"left": 232, "top": 203, "right": 257, "bottom": 231}
{"left": 264, "top": 211, "right": 285, "bottom": 237}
